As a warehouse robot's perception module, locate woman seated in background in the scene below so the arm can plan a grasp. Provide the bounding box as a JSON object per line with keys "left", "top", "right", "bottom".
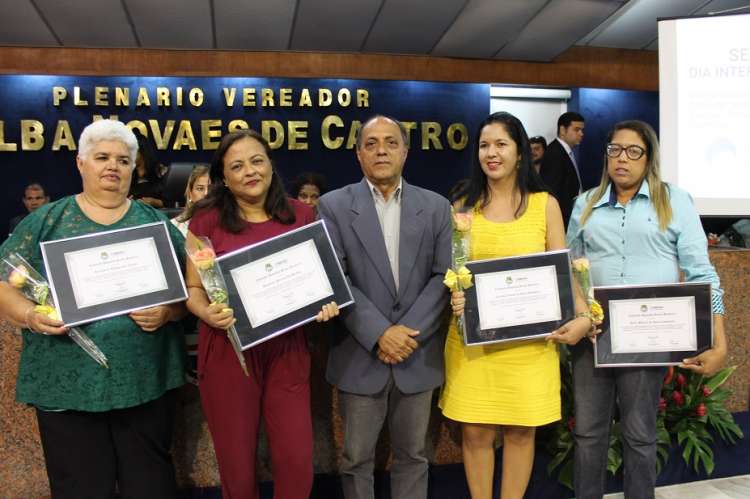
{"left": 185, "top": 129, "right": 338, "bottom": 499}
{"left": 567, "top": 120, "right": 727, "bottom": 499}
{"left": 290, "top": 171, "right": 327, "bottom": 211}
{"left": 171, "top": 164, "right": 211, "bottom": 236}
{"left": 129, "top": 129, "right": 166, "bottom": 208}
{"left": 0, "top": 119, "right": 187, "bottom": 499}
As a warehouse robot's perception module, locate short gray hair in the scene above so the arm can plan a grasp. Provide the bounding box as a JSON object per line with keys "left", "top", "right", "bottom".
{"left": 78, "top": 119, "right": 138, "bottom": 166}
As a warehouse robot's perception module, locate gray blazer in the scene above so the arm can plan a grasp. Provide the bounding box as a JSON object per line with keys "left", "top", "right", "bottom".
{"left": 318, "top": 178, "right": 452, "bottom": 395}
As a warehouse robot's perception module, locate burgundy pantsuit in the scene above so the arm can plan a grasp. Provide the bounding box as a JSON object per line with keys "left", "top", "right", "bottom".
{"left": 190, "top": 201, "right": 316, "bottom": 499}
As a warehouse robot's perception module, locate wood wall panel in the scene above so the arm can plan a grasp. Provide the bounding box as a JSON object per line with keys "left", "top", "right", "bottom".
{"left": 0, "top": 46, "right": 658, "bottom": 90}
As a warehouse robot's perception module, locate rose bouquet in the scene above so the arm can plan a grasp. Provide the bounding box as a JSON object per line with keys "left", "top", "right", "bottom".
{"left": 185, "top": 232, "right": 249, "bottom": 377}
{"left": 1, "top": 252, "right": 109, "bottom": 368}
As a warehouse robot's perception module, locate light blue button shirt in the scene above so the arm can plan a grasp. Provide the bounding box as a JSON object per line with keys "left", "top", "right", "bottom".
{"left": 566, "top": 180, "right": 725, "bottom": 314}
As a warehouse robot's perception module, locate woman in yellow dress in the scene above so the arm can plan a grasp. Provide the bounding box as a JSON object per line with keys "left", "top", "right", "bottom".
{"left": 439, "top": 112, "right": 592, "bottom": 499}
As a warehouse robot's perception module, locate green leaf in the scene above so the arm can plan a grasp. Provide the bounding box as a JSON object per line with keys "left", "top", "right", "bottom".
{"left": 694, "top": 438, "right": 715, "bottom": 475}
{"left": 558, "top": 459, "right": 574, "bottom": 490}
{"left": 546, "top": 445, "right": 571, "bottom": 473}
{"left": 682, "top": 437, "right": 694, "bottom": 464}
{"left": 656, "top": 444, "right": 670, "bottom": 473}
{"left": 674, "top": 419, "right": 690, "bottom": 434}
{"left": 705, "top": 366, "right": 737, "bottom": 392}
{"left": 709, "top": 389, "right": 730, "bottom": 403}
{"left": 607, "top": 444, "right": 623, "bottom": 474}
{"left": 680, "top": 429, "right": 715, "bottom": 475}
{"left": 707, "top": 414, "right": 743, "bottom": 444}
{"left": 677, "top": 429, "right": 688, "bottom": 445}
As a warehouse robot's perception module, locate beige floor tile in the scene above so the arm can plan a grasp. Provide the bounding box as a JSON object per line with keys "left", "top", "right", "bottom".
{"left": 600, "top": 475, "right": 750, "bottom": 499}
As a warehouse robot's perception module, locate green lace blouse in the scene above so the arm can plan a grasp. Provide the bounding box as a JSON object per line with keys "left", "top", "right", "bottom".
{"left": 0, "top": 196, "right": 187, "bottom": 411}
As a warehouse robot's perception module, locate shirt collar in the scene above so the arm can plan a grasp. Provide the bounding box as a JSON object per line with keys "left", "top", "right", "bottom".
{"left": 366, "top": 178, "right": 402, "bottom": 202}
{"left": 556, "top": 137, "right": 574, "bottom": 156}
{"left": 595, "top": 179, "right": 651, "bottom": 208}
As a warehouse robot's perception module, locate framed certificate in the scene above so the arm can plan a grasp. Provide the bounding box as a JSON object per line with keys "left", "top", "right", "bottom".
{"left": 593, "top": 282, "right": 713, "bottom": 367}
{"left": 462, "top": 249, "right": 575, "bottom": 345}
{"left": 40, "top": 222, "right": 187, "bottom": 326}
{"left": 217, "top": 220, "right": 354, "bottom": 349}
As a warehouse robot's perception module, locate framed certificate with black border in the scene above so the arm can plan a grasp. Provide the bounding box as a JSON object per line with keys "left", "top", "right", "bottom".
{"left": 216, "top": 219, "right": 354, "bottom": 349}
{"left": 40, "top": 221, "right": 187, "bottom": 327}
{"left": 593, "top": 282, "right": 713, "bottom": 367}
{"left": 462, "top": 249, "right": 575, "bottom": 345}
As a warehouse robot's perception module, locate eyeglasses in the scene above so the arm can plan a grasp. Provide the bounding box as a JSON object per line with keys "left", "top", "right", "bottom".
{"left": 606, "top": 143, "right": 646, "bottom": 160}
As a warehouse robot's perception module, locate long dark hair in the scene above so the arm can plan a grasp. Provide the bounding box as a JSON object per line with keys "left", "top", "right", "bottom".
{"left": 453, "top": 111, "right": 546, "bottom": 218}
{"left": 194, "top": 129, "right": 294, "bottom": 233}
{"left": 131, "top": 129, "right": 161, "bottom": 183}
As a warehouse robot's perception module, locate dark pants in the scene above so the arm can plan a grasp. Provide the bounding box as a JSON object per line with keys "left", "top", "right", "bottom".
{"left": 572, "top": 341, "right": 666, "bottom": 499}
{"left": 339, "top": 377, "right": 433, "bottom": 499}
{"left": 198, "top": 328, "right": 313, "bottom": 499}
{"left": 36, "top": 390, "right": 178, "bottom": 499}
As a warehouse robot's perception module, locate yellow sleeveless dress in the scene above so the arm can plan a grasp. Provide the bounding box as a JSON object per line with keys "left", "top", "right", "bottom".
{"left": 439, "top": 192, "right": 561, "bottom": 426}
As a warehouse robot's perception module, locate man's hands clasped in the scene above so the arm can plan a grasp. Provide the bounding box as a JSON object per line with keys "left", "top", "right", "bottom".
{"left": 377, "top": 324, "right": 420, "bottom": 364}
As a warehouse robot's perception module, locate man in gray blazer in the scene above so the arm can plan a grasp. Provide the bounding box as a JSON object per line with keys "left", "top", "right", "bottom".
{"left": 318, "top": 115, "right": 451, "bottom": 499}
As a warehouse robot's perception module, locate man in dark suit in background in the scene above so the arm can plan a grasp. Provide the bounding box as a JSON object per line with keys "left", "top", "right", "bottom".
{"left": 540, "top": 111, "right": 585, "bottom": 228}
{"left": 318, "top": 115, "right": 451, "bottom": 499}
{"left": 8, "top": 182, "right": 49, "bottom": 235}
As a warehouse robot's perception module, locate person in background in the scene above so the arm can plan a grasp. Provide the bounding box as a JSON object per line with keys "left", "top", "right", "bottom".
{"left": 0, "top": 119, "right": 187, "bottom": 499}
{"left": 8, "top": 182, "right": 49, "bottom": 234}
{"left": 442, "top": 111, "right": 592, "bottom": 499}
{"left": 540, "top": 111, "right": 585, "bottom": 229}
{"left": 318, "top": 115, "right": 452, "bottom": 499}
{"left": 171, "top": 165, "right": 211, "bottom": 236}
{"left": 567, "top": 120, "right": 727, "bottom": 499}
{"left": 290, "top": 171, "right": 327, "bottom": 212}
{"left": 170, "top": 164, "right": 212, "bottom": 381}
{"left": 129, "top": 129, "right": 165, "bottom": 208}
{"left": 185, "top": 129, "right": 339, "bottom": 499}
{"left": 529, "top": 135, "right": 547, "bottom": 174}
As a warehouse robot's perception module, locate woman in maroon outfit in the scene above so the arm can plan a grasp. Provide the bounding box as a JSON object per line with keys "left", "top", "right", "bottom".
{"left": 186, "top": 129, "right": 338, "bottom": 499}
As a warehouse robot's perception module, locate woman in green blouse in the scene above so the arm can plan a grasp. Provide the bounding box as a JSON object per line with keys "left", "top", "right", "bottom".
{"left": 0, "top": 119, "right": 187, "bottom": 499}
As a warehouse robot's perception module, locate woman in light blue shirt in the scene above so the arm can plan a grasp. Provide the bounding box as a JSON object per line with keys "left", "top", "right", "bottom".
{"left": 566, "top": 120, "right": 727, "bottom": 499}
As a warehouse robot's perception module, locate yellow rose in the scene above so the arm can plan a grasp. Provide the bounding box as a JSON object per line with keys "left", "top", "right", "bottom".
{"left": 34, "top": 305, "right": 60, "bottom": 321}
{"left": 191, "top": 248, "right": 217, "bottom": 270}
{"left": 571, "top": 258, "right": 590, "bottom": 272}
{"left": 454, "top": 212, "right": 472, "bottom": 233}
{"left": 8, "top": 266, "right": 28, "bottom": 288}
{"left": 590, "top": 300, "right": 604, "bottom": 322}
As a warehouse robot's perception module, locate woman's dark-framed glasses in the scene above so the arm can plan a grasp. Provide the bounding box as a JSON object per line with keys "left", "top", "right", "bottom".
{"left": 606, "top": 143, "right": 646, "bottom": 160}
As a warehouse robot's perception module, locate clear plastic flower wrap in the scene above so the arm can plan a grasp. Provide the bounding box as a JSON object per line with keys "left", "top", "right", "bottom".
{"left": 443, "top": 207, "right": 474, "bottom": 335}
{"left": 570, "top": 257, "right": 604, "bottom": 323}
{"left": 185, "top": 232, "right": 249, "bottom": 377}
{"left": 1, "top": 252, "right": 109, "bottom": 368}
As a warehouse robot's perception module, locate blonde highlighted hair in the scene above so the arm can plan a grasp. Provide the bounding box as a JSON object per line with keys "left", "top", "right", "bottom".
{"left": 578, "top": 120, "right": 672, "bottom": 231}
{"left": 175, "top": 164, "right": 210, "bottom": 222}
